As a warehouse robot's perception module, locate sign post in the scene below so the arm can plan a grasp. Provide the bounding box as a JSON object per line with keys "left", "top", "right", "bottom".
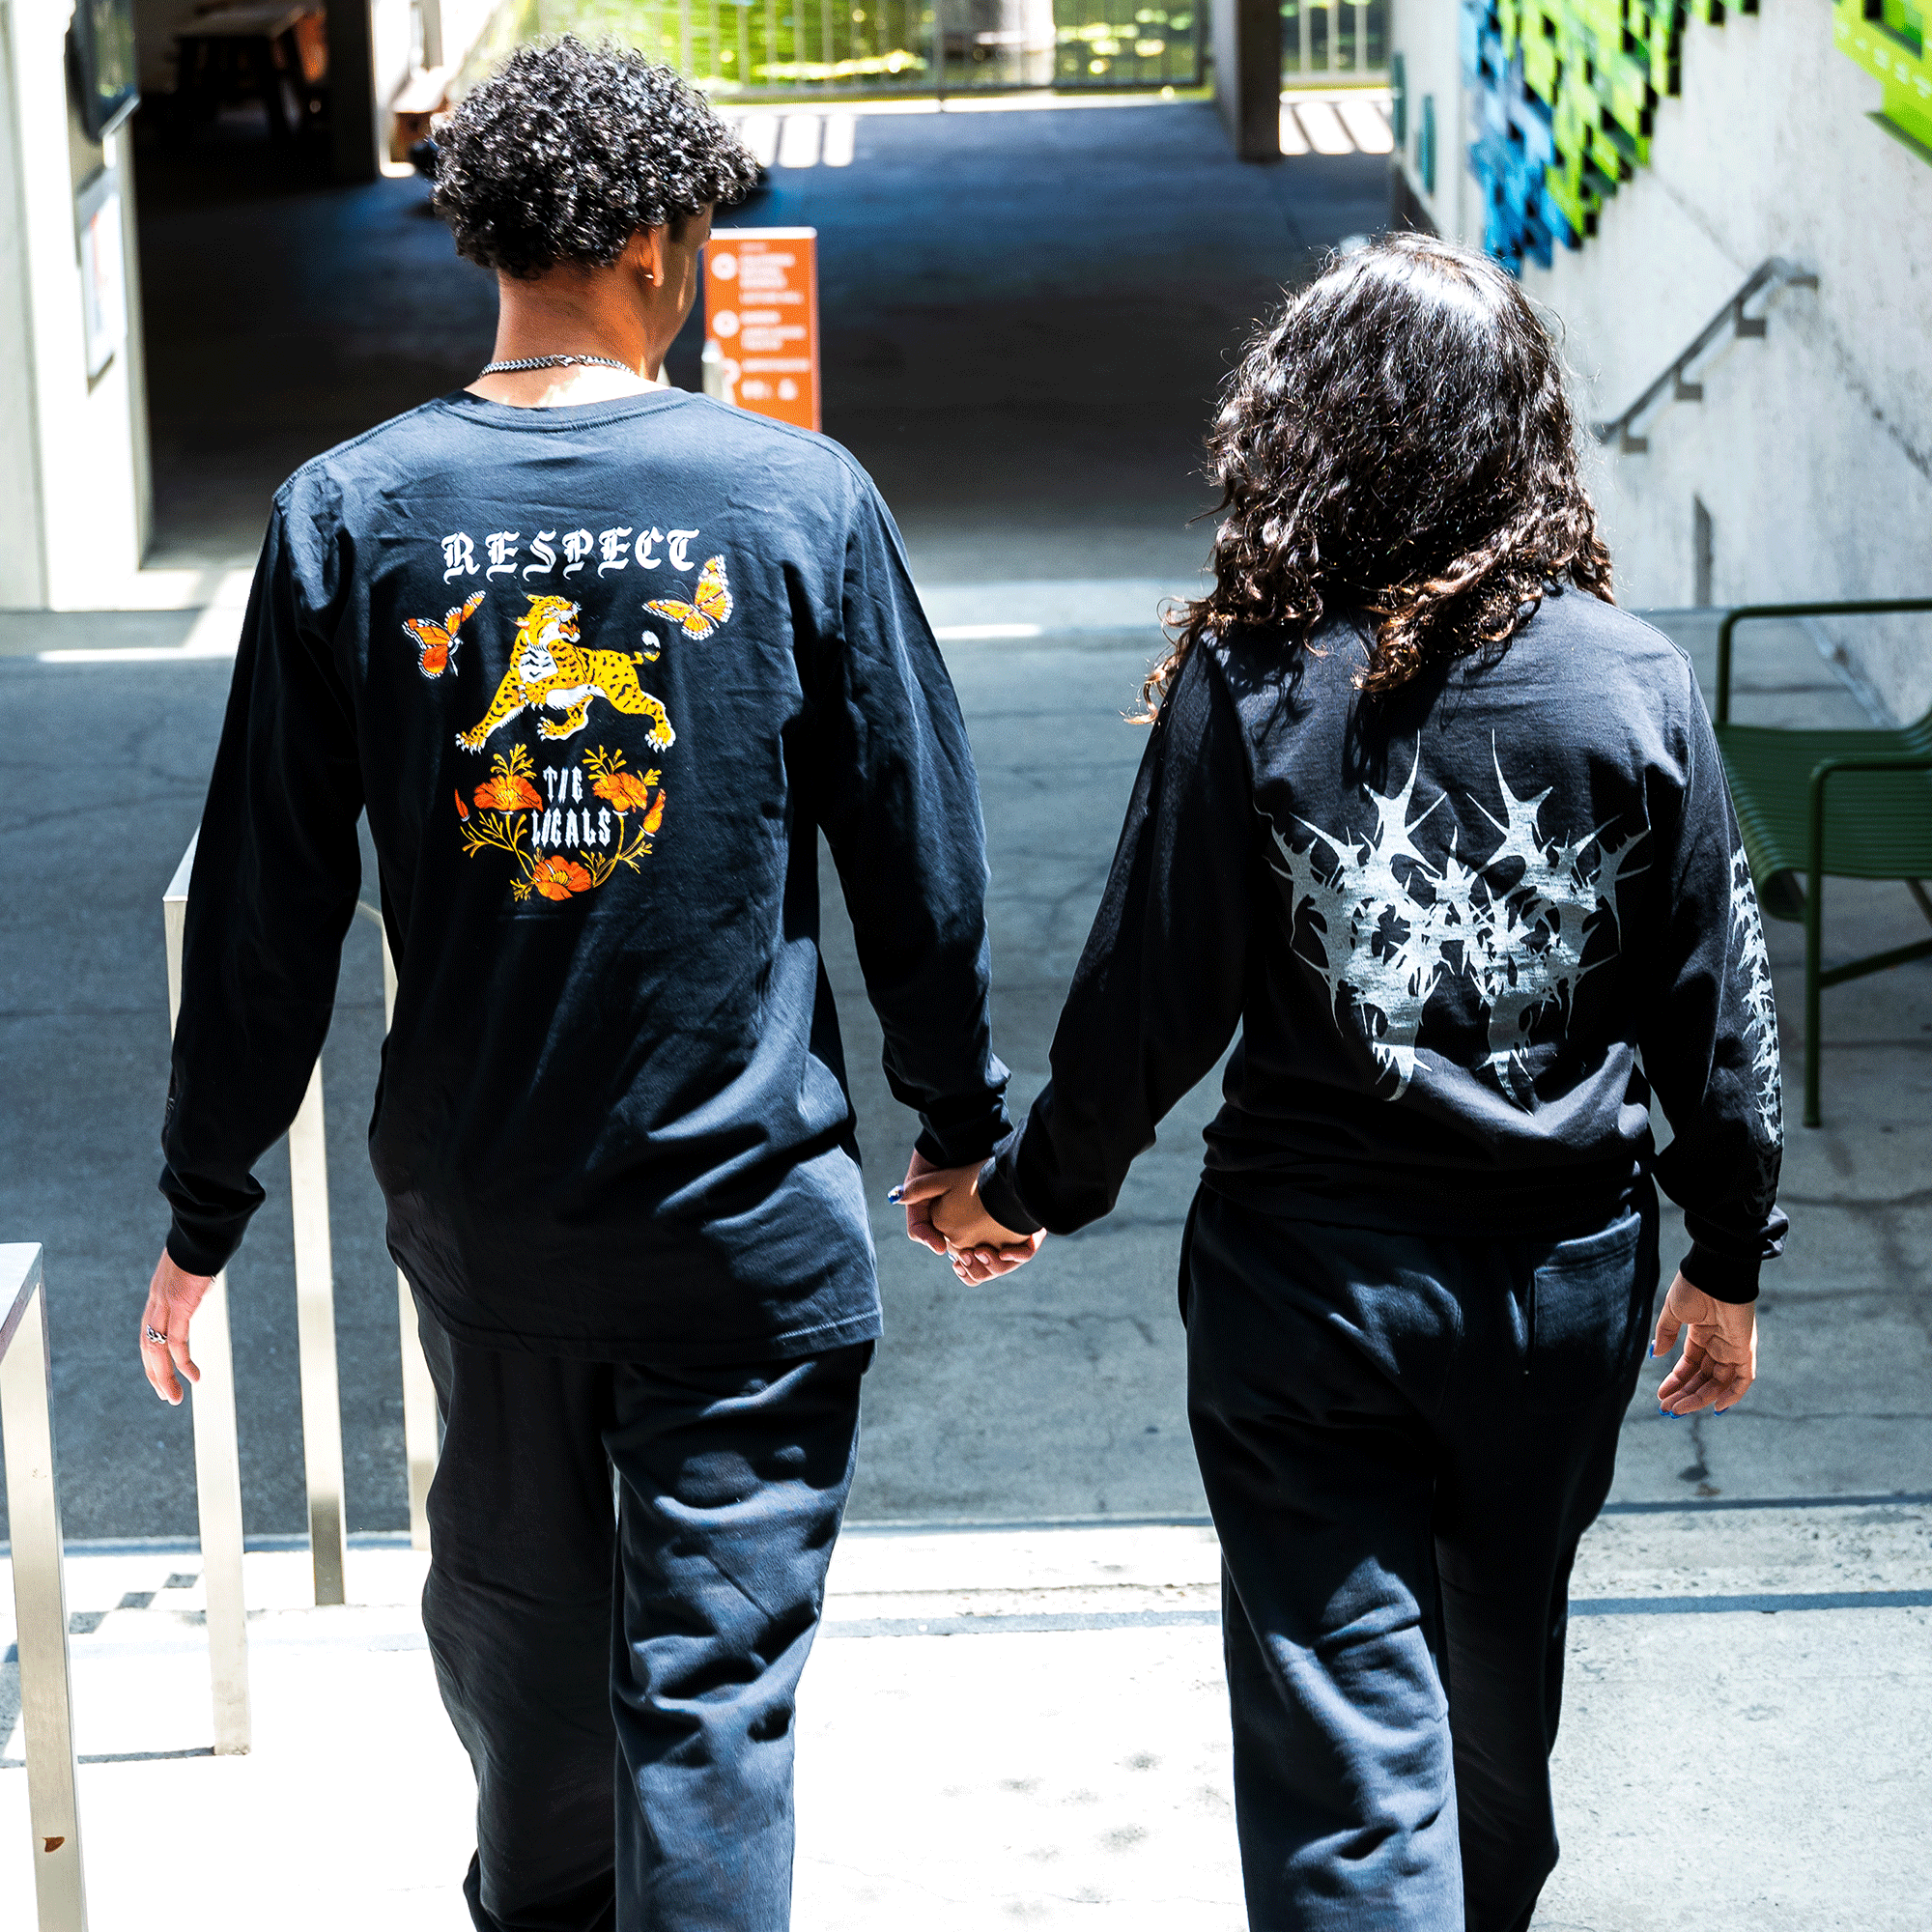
{"left": 702, "top": 228, "right": 821, "bottom": 432}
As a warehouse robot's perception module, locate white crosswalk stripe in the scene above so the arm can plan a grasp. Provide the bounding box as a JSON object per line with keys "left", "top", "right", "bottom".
{"left": 1280, "top": 90, "right": 1395, "bottom": 158}
{"left": 777, "top": 112, "right": 823, "bottom": 167}
{"left": 735, "top": 110, "right": 781, "bottom": 167}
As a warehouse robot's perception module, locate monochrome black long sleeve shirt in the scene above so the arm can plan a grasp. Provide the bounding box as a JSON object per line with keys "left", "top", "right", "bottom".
{"left": 161, "top": 388, "right": 1009, "bottom": 1360}
{"left": 980, "top": 590, "right": 1787, "bottom": 1300}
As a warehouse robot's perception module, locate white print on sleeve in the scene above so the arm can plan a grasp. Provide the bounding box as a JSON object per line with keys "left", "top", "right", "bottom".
{"left": 1730, "top": 846, "right": 1783, "bottom": 1138}
{"left": 1267, "top": 744, "right": 1648, "bottom": 1107}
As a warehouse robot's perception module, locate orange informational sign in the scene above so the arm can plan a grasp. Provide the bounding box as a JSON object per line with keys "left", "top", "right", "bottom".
{"left": 702, "top": 228, "right": 821, "bottom": 433}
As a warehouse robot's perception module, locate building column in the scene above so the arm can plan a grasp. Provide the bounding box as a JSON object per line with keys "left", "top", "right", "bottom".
{"left": 0, "top": 0, "right": 151, "bottom": 609}
{"left": 1214, "top": 0, "right": 1282, "bottom": 162}
{"left": 327, "top": 0, "right": 382, "bottom": 183}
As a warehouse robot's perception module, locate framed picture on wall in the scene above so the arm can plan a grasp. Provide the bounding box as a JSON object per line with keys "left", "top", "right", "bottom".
{"left": 70, "top": 0, "right": 140, "bottom": 141}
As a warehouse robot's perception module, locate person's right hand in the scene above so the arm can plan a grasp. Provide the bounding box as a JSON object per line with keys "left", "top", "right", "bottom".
{"left": 1652, "top": 1272, "right": 1757, "bottom": 1415}
{"left": 140, "top": 1248, "right": 215, "bottom": 1406}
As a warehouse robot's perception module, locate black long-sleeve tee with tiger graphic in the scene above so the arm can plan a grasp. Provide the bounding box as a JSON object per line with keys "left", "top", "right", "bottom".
{"left": 160, "top": 387, "right": 1009, "bottom": 1360}
{"left": 979, "top": 589, "right": 1787, "bottom": 1300}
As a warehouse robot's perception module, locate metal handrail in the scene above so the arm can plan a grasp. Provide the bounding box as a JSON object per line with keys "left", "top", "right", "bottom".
{"left": 2, "top": 1243, "right": 87, "bottom": 1931}
{"left": 163, "top": 836, "right": 253, "bottom": 1751}
{"left": 355, "top": 899, "right": 441, "bottom": 1548}
{"left": 1715, "top": 597, "right": 1932, "bottom": 726}
{"left": 164, "top": 837, "right": 439, "bottom": 1617}
{"left": 1593, "top": 258, "right": 1818, "bottom": 456}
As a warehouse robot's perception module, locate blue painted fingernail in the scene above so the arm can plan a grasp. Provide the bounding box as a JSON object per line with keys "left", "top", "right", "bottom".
{"left": 887, "top": 1187, "right": 904, "bottom": 1204}
{"left": 1648, "top": 1342, "right": 1656, "bottom": 1358}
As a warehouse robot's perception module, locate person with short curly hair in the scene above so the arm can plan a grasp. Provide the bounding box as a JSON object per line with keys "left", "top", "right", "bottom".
{"left": 432, "top": 37, "right": 759, "bottom": 280}
{"left": 906, "top": 235, "right": 1787, "bottom": 1928}
{"left": 145, "top": 37, "right": 1011, "bottom": 1932}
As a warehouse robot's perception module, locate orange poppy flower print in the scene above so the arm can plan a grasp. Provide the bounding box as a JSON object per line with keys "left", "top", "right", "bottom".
{"left": 474, "top": 771, "right": 544, "bottom": 812}
{"left": 641, "top": 790, "right": 666, "bottom": 835}
{"left": 591, "top": 769, "right": 655, "bottom": 811}
{"left": 530, "top": 855, "right": 593, "bottom": 901}
{"left": 454, "top": 787, "right": 469, "bottom": 821}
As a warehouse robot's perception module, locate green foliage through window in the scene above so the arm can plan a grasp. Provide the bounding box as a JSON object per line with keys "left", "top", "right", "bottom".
{"left": 461, "top": 0, "right": 1203, "bottom": 97}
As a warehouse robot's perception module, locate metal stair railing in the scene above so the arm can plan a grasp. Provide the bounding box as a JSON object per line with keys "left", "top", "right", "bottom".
{"left": 160, "top": 837, "right": 440, "bottom": 1660}
{"left": 2, "top": 1243, "right": 87, "bottom": 1932}
{"left": 162, "top": 837, "right": 252, "bottom": 1753}
{"left": 1592, "top": 258, "right": 1818, "bottom": 456}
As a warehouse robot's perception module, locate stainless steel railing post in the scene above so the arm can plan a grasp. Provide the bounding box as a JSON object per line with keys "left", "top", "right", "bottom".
{"left": 287, "top": 1064, "right": 349, "bottom": 1605}
{"left": 372, "top": 922, "right": 438, "bottom": 1550}
{"left": 162, "top": 837, "right": 252, "bottom": 1753}
{"left": 1, "top": 1243, "right": 89, "bottom": 1932}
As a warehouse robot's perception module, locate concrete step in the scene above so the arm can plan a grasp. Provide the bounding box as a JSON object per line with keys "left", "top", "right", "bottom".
{"left": 3, "top": 1504, "right": 1928, "bottom": 1928}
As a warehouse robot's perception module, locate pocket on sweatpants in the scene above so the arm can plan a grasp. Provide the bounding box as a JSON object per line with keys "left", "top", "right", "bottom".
{"left": 1526, "top": 1209, "right": 1652, "bottom": 1409}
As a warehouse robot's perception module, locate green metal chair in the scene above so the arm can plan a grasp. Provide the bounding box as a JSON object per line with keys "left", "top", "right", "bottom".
{"left": 1713, "top": 599, "right": 1932, "bottom": 1128}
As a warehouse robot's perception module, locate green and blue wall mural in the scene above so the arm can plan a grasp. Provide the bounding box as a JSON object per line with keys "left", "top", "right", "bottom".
{"left": 1464, "top": 1, "right": 1928, "bottom": 276}
{"left": 1462, "top": 0, "right": 1739, "bottom": 273}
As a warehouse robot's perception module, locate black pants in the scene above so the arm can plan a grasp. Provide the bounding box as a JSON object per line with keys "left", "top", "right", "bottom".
{"left": 1181, "top": 1186, "right": 1657, "bottom": 1932}
{"left": 413, "top": 1301, "right": 869, "bottom": 1932}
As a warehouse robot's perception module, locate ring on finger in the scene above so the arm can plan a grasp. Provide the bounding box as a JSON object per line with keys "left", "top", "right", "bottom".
{"left": 145, "top": 1325, "right": 170, "bottom": 1347}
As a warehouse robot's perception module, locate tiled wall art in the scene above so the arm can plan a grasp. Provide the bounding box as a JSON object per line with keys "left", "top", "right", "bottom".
{"left": 1834, "top": 0, "right": 1931, "bottom": 158}
{"left": 1463, "top": 0, "right": 1752, "bottom": 272}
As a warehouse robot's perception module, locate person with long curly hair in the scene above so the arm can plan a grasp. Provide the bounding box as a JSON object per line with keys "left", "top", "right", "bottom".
{"left": 904, "top": 234, "right": 1787, "bottom": 1928}
{"left": 144, "top": 40, "right": 1013, "bottom": 1932}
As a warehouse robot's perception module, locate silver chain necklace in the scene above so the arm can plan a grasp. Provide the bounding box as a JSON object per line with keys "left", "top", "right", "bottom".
{"left": 477, "top": 353, "right": 637, "bottom": 376}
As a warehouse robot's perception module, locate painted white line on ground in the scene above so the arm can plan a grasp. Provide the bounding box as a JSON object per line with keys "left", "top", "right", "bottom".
{"left": 1293, "top": 98, "right": 1354, "bottom": 156}
{"left": 735, "top": 110, "right": 781, "bottom": 167}
{"left": 822, "top": 111, "right": 856, "bottom": 166}
{"left": 38, "top": 599, "right": 246, "bottom": 665}
{"left": 1336, "top": 95, "right": 1393, "bottom": 154}
{"left": 1278, "top": 105, "right": 1311, "bottom": 155}
{"left": 920, "top": 576, "right": 1197, "bottom": 633}
{"left": 778, "top": 112, "right": 823, "bottom": 168}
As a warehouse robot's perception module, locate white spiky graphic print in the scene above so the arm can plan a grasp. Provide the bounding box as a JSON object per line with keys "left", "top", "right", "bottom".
{"left": 1268, "top": 745, "right": 1648, "bottom": 1106}
{"left": 1729, "top": 846, "right": 1782, "bottom": 1135}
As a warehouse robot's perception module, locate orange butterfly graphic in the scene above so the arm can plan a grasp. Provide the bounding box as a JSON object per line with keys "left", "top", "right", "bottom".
{"left": 644, "top": 555, "right": 733, "bottom": 640}
{"left": 404, "top": 590, "right": 486, "bottom": 677}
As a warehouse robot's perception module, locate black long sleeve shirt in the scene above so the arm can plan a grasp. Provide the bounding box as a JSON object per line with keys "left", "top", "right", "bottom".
{"left": 980, "top": 590, "right": 1786, "bottom": 1300}
{"left": 161, "top": 388, "right": 1009, "bottom": 1360}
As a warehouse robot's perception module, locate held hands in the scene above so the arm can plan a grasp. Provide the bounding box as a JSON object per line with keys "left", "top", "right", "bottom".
{"left": 894, "top": 1151, "right": 1043, "bottom": 1284}
{"left": 140, "top": 1249, "right": 215, "bottom": 1405}
{"left": 1651, "top": 1272, "right": 1757, "bottom": 1416}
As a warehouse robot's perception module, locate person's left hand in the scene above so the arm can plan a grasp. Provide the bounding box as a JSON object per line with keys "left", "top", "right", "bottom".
{"left": 140, "top": 1249, "right": 215, "bottom": 1405}
{"left": 893, "top": 1149, "right": 980, "bottom": 1257}
{"left": 1652, "top": 1272, "right": 1758, "bottom": 1415}
{"left": 894, "top": 1158, "right": 1043, "bottom": 1283}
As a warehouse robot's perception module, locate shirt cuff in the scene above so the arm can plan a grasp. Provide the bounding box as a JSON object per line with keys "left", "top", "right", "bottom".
{"left": 164, "top": 1219, "right": 234, "bottom": 1280}
{"left": 914, "top": 1099, "right": 1012, "bottom": 1173}
{"left": 976, "top": 1132, "right": 1044, "bottom": 1238}
{"left": 1678, "top": 1242, "right": 1761, "bottom": 1304}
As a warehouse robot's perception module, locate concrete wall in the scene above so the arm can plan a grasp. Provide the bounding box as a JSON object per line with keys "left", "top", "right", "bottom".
{"left": 0, "top": 0, "right": 149, "bottom": 609}
{"left": 1389, "top": 2, "right": 1932, "bottom": 724}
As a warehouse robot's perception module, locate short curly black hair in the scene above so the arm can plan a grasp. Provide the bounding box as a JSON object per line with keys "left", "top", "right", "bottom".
{"left": 433, "top": 38, "right": 757, "bottom": 280}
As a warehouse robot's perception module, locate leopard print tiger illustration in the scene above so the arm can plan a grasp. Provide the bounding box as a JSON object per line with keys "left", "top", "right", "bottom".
{"left": 455, "top": 594, "right": 674, "bottom": 754}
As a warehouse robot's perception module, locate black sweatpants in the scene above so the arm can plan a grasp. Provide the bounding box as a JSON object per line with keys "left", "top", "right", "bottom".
{"left": 412, "top": 1301, "right": 869, "bottom": 1932}
{"left": 1181, "top": 1185, "right": 1658, "bottom": 1932}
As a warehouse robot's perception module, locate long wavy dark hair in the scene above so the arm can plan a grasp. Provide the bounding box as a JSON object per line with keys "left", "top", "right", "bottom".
{"left": 1147, "top": 233, "right": 1613, "bottom": 712}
